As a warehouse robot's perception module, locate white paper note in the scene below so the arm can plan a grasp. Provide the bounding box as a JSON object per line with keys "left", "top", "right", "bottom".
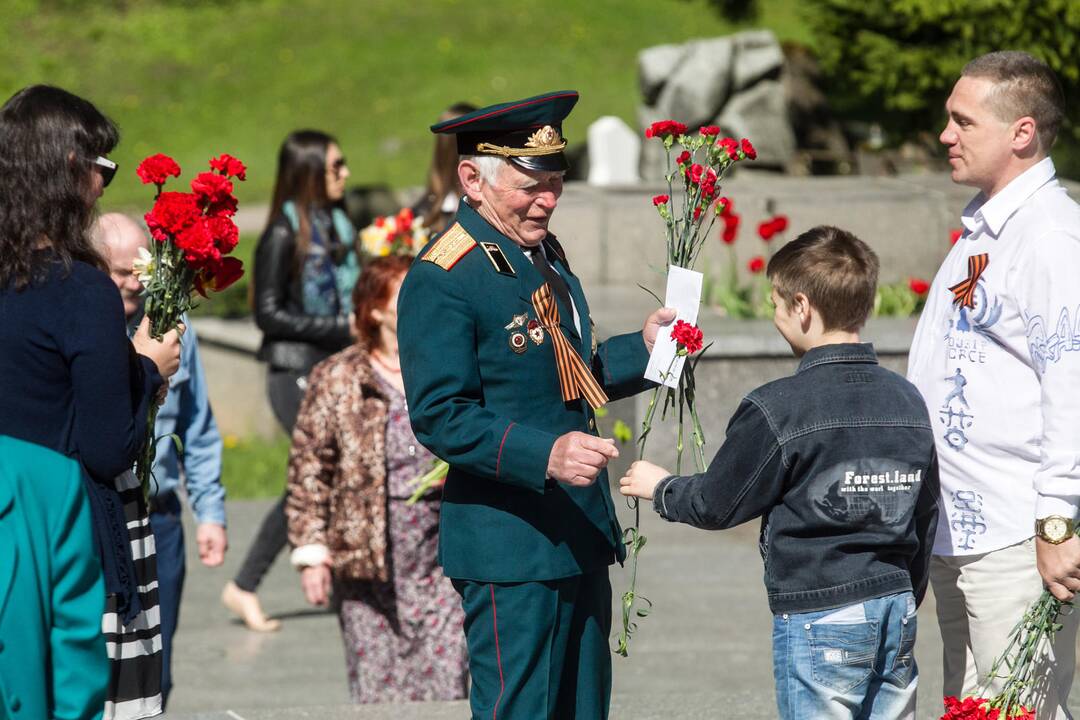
{"left": 644, "top": 266, "right": 703, "bottom": 389}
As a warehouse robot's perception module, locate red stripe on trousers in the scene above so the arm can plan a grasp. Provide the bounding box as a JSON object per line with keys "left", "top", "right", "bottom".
{"left": 491, "top": 584, "right": 505, "bottom": 720}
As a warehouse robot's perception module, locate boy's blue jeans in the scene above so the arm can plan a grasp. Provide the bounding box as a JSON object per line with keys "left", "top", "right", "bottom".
{"left": 772, "top": 591, "right": 917, "bottom": 720}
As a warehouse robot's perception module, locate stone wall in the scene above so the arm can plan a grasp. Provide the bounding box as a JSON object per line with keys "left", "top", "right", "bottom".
{"left": 548, "top": 173, "right": 981, "bottom": 292}
{"left": 204, "top": 175, "right": 1077, "bottom": 440}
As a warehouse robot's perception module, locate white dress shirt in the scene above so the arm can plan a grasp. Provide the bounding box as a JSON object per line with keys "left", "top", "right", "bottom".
{"left": 908, "top": 158, "right": 1080, "bottom": 556}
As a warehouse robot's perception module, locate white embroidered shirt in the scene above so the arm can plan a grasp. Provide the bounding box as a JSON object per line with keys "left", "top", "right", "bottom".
{"left": 908, "top": 158, "right": 1080, "bottom": 556}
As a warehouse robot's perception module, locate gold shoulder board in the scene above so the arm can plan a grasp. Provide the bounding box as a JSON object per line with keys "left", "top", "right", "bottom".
{"left": 421, "top": 223, "right": 476, "bottom": 270}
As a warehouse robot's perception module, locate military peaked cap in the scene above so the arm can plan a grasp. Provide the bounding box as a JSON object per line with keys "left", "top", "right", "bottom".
{"left": 430, "top": 90, "right": 578, "bottom": 172}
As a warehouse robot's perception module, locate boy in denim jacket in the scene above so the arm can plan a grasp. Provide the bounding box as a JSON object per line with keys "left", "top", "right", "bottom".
{"left": 620, "top": 226, "right": 939, "bottom": 720}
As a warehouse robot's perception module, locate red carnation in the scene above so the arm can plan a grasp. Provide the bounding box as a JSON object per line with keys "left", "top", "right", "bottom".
{"left": 391, "top": 208, "right": 416, "bottom": 240}
{"left": 741, "top": 138, "right": 757, "bottom": 160}
{"left": 145, "top": 191, "right": 201, "bottom": 242}
{"left": 909, "top": 277, "right": 930, "bottom": 295}
{"left": 175, "top": 219, "right": 220, "bottom": 266}
{"left": 206, "top": 215, "right": 239, "bottom": 254}
{"left": 136, "top": 154, "right": 182, "bottom": 188}
{"left": 670, "top": 320, "right": 704, "bottom": 355}
{"left": 699, "top": 125, "right": 720, "bottom": 136}
{"left": 718, "top": 197, "right": 733, "bottom": 216}
{"left": 652, "top": 194, "right": 669, "bottom": 206}
{"left": 939, "top": 695, "right": 1006, "bottom": 720}
{"left": 748, "top": 255, "right": 765, "bottom": 274}
{"left": 772, "top": 214, "right": 788, "bottom": 233}
{"left": 718, "top": 137, "right": 739, "bottom": 161}
{"left": 191, "top": 171, "right": 234, "bottom": 207}
{"left": 194, "top": 256, "right": 244, "bottom": 297}
{"left": 676, "top": 150, "right": 691, "bottom": 166}
{"left": 950, "top": 228, "right": 963, "bottom": 245}
{"left": 693, "top": 206, "right": 703, "bottom": 220}
{"left": 645, "top": 120, "right": 688, "bottom": 139}
{"left": 700, "top": 168, "right": 717, "bottom": 199}
{"left": 721, "top": 212, "right": 741, "bottom": 244}
{"left": 209, "top": 153, "right": 247, "bottom": 181}
{"left": 689, "top": 163, "right": 705, "bottom": 184}
{"left": 192, "top": 172, "right": 238, "bottom": 217}
{"left": 758, "top": 220, "right": 777, "bottom": 241}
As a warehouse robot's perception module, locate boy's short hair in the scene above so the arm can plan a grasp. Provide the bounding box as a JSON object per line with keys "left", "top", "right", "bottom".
{"left": 767, "top": 225, "right": 879, "bottom": 333}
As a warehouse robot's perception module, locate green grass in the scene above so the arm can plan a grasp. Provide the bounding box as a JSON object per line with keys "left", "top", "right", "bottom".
{"left": 221, "top": 432, "right": 291, "bottom": 499}
{"left": 1, "top": 0, "right": 809, "bottom": 209}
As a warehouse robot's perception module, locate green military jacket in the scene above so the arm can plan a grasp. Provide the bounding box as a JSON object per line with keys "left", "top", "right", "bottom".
{"left": 398, "top": 200, "right": 652, "bottom": 582}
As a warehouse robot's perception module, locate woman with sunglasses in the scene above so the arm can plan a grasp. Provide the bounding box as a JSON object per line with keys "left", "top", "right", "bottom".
{"left": 222, "top": 129, "right": 359, "bottom": 631}
{"left": 0, "top": 85, "right": 182, "bottom": 719}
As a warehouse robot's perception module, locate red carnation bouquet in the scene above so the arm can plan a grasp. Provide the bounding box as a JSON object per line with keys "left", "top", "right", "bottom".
{"left": 134, "top": 153, "right": 246, "bottom": 495}
{"left": 940, "top": 591, "right": 1065, "bottom": 720}
{"left": 617, "top": 123, "right": 756, "bottom": 657}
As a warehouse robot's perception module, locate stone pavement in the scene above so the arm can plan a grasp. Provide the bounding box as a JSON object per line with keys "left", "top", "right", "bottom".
{"left": 162, "top": 496, "right": 1004, "bottom": 719}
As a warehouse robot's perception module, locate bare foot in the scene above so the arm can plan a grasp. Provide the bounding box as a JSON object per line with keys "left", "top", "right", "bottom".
{"left": 221, "top": 581, "right": 282, "bottom": 632}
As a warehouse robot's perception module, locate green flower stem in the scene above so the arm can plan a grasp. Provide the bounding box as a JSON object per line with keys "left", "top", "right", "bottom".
{"left": 675, "top": 380, "right": 685, "bottom": 475}
{"left": 406, "top": 458, "right": 449, "bottom": 505}
{"left": 616, "top": 355, "right": 677, "bottom": 657}
{"left": 981, "top": 590, "right": 1068, "bottom": 716}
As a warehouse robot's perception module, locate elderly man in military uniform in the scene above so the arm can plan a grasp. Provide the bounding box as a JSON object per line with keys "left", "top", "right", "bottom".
{"left": 398, "top": 91, "right": 673, "bottom": 719}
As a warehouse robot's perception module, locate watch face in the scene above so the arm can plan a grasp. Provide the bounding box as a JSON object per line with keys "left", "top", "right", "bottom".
{"left": 1046, "top": 517, "right": 1068, "bottom": 540}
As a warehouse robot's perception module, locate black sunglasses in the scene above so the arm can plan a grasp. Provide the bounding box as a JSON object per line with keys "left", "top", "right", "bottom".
{"left": 329, "top": 157, "right": 347, "bottom": 178}
{"left": 90, "top": 156, "right": 118, "bottom": 187}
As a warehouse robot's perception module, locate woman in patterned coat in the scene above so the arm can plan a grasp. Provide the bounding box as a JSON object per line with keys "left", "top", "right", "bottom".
{"left": 285, "top": 254, "right": 468, "bottom": 703}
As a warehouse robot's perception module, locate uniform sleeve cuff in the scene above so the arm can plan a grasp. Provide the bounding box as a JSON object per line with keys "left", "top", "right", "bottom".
{"left": 494, "top": 422, "right": 558, "bottom": 494}
{"left": 290, "top": 543, "right": 330, "bottom": 569}
{"left": 1035, "top": 495, "right": 1080, "bottom": 521}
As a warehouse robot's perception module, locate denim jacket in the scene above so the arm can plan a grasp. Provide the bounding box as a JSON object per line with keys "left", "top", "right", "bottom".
{"left": 653, "top": 343, "right": 939, "bottom": 614}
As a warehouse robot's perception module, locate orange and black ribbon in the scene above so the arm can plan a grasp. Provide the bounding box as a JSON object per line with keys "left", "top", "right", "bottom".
{"left": 948, "top": 253, "right": 989, "bottom": 309}
{"left": 531, "top": 283, "right": 608, "bottom": 409}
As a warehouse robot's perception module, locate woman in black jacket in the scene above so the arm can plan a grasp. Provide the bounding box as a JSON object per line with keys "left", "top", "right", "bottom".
{"left": 222, "top": 130, "right": 358, "bottom": 631}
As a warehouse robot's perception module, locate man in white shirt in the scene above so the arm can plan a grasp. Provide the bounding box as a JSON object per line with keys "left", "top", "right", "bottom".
{"left": 908, "top": 51, "right": 1080, "bottom": 717}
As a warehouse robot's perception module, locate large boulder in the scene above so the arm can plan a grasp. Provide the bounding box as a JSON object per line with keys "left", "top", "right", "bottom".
{"left": 653, "top": 37, "right": 734, "bottom": 129}
{"left": 731, "top": 30, "right": 784, "bottom": 90}
{"left": 638, "top": 43, "right": 687, "bottom": 106}
{"left": 716, "top": 80, "right": 796, "bottom": 169}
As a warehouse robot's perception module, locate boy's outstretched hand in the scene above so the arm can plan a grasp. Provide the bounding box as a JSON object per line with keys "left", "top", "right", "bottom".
{"left": 618, "top": 460, "right": 672, "bottom": 501}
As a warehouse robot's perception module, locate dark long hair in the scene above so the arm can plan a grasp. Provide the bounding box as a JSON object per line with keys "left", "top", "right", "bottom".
{"left": 266, "top": 129, "right": 336, "bottom": 272}
{"left": 0, "top": 85, "right": 117, "bottom": 289}
{"left": 421, "top": 102, "right": 476, "bottom": 232}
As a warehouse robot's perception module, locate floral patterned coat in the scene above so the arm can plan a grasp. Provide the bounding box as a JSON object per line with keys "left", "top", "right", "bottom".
{"left": 286, "top": 344, "right": 391, "bottom": 582}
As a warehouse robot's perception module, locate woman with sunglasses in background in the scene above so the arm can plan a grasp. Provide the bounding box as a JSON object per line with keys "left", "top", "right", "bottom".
{"left": 0, "top": 85, "right": 182, "bottom": 719}
{"left": 222, "top": 129, "right": 359, "bottom": 632}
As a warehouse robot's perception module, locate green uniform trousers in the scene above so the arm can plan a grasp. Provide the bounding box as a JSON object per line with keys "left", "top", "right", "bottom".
{"left": 454, "top": 571, "right": 612, "bottom": 720}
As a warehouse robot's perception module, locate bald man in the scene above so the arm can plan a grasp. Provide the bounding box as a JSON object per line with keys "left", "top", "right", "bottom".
{"left": 95, "top": 213, "right": 228, "bottom": 705}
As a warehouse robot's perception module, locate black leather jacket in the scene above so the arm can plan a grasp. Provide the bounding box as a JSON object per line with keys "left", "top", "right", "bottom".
{"left": 253, "top": 215, "right": 352, "bottom": 372}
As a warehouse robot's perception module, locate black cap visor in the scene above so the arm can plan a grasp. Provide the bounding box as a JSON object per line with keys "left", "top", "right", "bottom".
{"left": 510, "top": 153, "right": 570, "bottom": 173}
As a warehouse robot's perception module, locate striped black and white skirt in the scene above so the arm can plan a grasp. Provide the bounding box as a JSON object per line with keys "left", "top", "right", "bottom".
{"left": 102, "top": 470, "right": 163, "bottom": 720}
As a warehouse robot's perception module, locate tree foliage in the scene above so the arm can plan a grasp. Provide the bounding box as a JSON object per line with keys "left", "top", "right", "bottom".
{"left": 805, "top": 0, "right": 1080, "bottom": 162}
